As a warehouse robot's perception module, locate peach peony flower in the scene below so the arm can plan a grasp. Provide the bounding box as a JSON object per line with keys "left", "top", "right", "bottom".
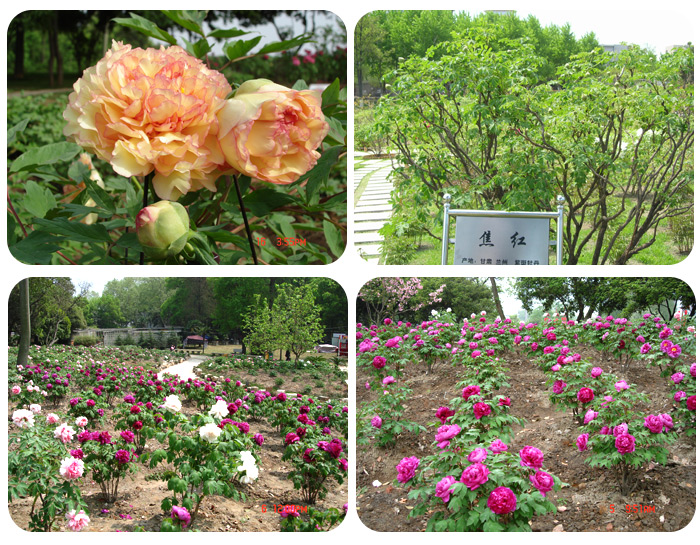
{"left": 63, "top": 41, "right": 232, "bottom": 201}
{"left": 217, "top": 79, "right": 329, "bottom": 184}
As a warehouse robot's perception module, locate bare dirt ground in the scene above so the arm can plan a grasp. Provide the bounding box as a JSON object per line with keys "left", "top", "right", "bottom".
{"left": 356, "top": 347, "right": 695, "bottom": 532}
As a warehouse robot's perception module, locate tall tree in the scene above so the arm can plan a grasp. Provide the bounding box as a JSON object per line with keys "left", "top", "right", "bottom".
{"left": 17, "top": 279, "right": 31, "bottom": 365}
{"left": 273, "top": 283, "right": 324, "bottom": 364}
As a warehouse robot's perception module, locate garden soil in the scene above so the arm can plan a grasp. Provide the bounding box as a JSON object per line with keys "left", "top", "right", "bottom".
{"left": 356, "top": 348, "right": 696, "bottom": 532}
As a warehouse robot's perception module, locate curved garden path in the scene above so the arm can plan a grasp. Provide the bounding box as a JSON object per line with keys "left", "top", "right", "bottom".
{"left": 353, "top": 154, "right": 394, "bottom": 263}
{"left": 157, "top": 353, "right": 208, "bottom": 381}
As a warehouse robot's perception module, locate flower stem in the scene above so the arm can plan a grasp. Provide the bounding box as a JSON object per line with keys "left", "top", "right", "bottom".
{"left": 232, "top": 175, "right": 258, "bottom": 265}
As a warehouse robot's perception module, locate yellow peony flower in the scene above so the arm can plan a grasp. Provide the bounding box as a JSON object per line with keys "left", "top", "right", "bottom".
{"left": 63, "top": 41, "right": 231, "bottom": 201}
{"left": 217, "top": 79, "right": 329, "bottom": 184}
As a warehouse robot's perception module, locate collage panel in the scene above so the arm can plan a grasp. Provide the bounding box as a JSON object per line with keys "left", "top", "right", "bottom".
{"left": 7, "top": 277, "right": 348, "bottom": 532}
{"left": 356, "top": 277, "right": 696, "bottom": 532}
{"left": 354, "top": 9, "right": 693, "bottom": 266}
{"left": 7, "top": 10, "right": 347, "bottom": 266}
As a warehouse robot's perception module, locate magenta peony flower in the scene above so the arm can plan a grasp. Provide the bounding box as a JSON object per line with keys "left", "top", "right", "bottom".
{"left": 583, "top": 409, "right": 598, "bottom": 424}
{"left": 115, "top": 449, "right": 131, "bottom": 464}
{"left": 614, "top": 380, "right": 629, "bottom": 392}
{"left": 644, "top": 414, "right": 664, "bottom": 433}
{"left": 435, "top": 424, "right": 461, "bottom": 449}
{"left": 489, "top": 439, "right": 509, "bottom": 453}
{"left": 615, "top": 433, "right": 636, "bottom": 454}
{"left": 435, "top": 406, "right": 455, "bottom": 424}
{"left": 577, "top": 387, "right": 594, "bottom": 404}
{"left": 372, "top": 356, "right": 387, "bottom": 369}
{"left": 552, "top": 380, "right": 567, "bottom": 394}
{"left": 674, "top": 390, "right": 687, "bottom": 402}
{"left": 576, "top": 433, "right": 589, "bottom": 451}
{"left": 519, "top": 446, "right": 544, "bottom": 469}
{"left": 487, "top": 486, "right": 517, "bottom": 514}
{"left": 461, "top": 385, "right": 481, "bottom": 400}
{"left": 435, "top": 475, "right": 457, "bottom": 504}
{"left": 473, "top": 402, "right": 491, "bottom": 419}
{"left": 371, "top": 416, "right": 383, "bottom": 429}
{"left": 459, "top": 463, "right": 490, "bottom": 491}
{"left": 253, "top": 433, "right": 264, "bottom": 446}
{"left": 171, "top": 506, "right": 191, "bottom": 528}
{"left": 529, "top": 471, "right": 554, "bottom": 497}
{"left": 467, "top": 447, "right": 488, "bottom": 463}
{"left": 396, "top": 456, "right": 420, "bottom": 483}
{"left": 687, "top": 395, "right": 696, "bottom": 411}
{"left": 671, "top": 372, "right": 685, "bottom": 384}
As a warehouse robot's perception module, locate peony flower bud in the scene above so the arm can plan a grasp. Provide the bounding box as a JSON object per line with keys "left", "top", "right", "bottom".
{"left": 136, "top": 200, "right": 190, "bottom": 259}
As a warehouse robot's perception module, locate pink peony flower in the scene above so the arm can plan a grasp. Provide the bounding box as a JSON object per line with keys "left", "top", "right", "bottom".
{"left": 12, "top": 409, "right": 35, "bottom": 428}
{"left": 591, "top": 367, "right": 603, "bottom": 377}
{"left": 46, "top": 413, "right": 60, "bottom": 424}
{"left": 66, "top": 509, "right": 90, "bottom": 531}
{"left": 383, "top": 375, "right": 396, "bottom": 385}
{"left": 552, "top": 380, "right": 567, "bottom": 394}
{"left": 60, "top": 456, "right": 85, "bottom": 480}
{"left": 54, "top": 423, "right": 76, "bottom": 444}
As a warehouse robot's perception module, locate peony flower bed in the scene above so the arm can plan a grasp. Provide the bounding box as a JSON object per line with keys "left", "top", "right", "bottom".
{"left": 356, "top": 310, "right": 695, "bottom": 532}
{"left": 8, "top": 344, "right": 347, "bottom": 532}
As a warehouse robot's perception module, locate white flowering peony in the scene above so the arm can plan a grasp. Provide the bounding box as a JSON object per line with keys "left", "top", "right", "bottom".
{"left": 162, "top": 394, "right": 182, "bottom": 412}
{"left": 238, "top": 450, "right": 259, "bottom": 483}
{"left": 208, "top": 399, "right": 229, "bottom": 419}
{"left": 199, "top": 423, "right": 222, "bottom": 443}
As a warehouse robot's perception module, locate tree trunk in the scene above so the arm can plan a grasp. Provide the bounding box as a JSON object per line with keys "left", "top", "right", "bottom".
{"left": 18, "top": 279, "right": 31, "bottom": 366}
{"left": 13, "top": 14, "right": 25, "bottom": 79}
{"left": 489, "top": 277, "right": 506, "bottom": 321}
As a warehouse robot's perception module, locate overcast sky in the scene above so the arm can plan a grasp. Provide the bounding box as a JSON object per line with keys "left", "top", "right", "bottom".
{"left": 468, "top": 5, "right": 695, "bottom": 56}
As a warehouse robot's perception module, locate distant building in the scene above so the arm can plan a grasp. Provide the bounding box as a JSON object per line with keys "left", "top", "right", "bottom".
{"left": 601, "top": 44, "right": 630, "bottom": 54}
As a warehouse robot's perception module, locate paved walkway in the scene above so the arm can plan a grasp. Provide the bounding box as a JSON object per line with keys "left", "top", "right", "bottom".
{"left": 157, "top": 354, "right": 208, "bottom": 381}
{"left": 353, "top": 155, "right": 394, "bottom": 263}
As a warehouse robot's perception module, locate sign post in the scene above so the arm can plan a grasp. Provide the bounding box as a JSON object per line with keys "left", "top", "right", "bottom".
{"left": 441, "top": 195, "right": 564, "bottom": 265}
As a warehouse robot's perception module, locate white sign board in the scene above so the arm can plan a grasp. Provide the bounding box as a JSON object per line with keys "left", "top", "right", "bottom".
{"left": 453, "top": 216, "right": 550, "bottom": 265}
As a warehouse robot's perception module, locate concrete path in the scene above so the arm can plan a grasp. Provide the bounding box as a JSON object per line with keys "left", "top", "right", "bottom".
{"left": 353, "top": 156, "right": 395, "bottom": 263}
{"left": 158, "top": 354, "right": 209, "bottom": 381}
